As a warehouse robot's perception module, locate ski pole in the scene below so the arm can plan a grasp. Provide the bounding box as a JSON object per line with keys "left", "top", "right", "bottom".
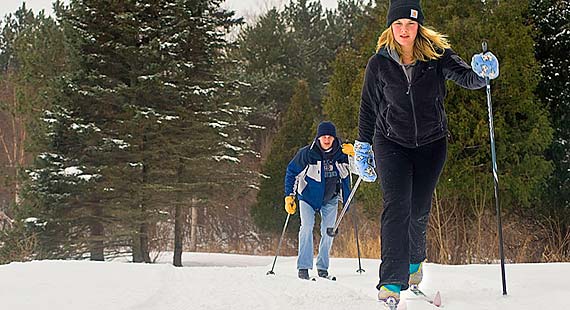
{"left": 266, "top": 213, "right": 291, "bottom": 275}
{"left": 326, "top": 175, "right": 362, "bottom": 237}
{"left": 482, "top": 40, "right": 507, "bottom": 296}
{"left": 352, "top": 214, "right": 365, "bottom": 273}
{"left": 350, "top": 173, "right": 365, "bottom": 273}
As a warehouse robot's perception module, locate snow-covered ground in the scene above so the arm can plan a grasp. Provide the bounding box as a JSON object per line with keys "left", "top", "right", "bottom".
{"left": 0, "top": 252, "right": 568, "bottom": 310}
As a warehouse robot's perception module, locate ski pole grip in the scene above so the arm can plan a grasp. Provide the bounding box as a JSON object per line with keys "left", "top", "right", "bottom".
{"left": 482, "top": 41, "right": 488, "bottom": 53}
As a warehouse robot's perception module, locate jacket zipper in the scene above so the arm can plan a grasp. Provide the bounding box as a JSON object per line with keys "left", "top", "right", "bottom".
{"left": 407, "top": 82, "right": 419, "bottom": 147}
{"left": 398, "top": 59, "right": 436, "bottom": 148}
{"left": 401, "top": 62, "right": 419, "bottom": 147}
{"left": 406, "top": 64, "right": 434, "bottom": 147}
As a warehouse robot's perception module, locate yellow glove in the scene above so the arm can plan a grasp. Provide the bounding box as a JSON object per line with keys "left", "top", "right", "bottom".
{"left": 284, "top": 195, "right": 297, "bottom": 214}
{"left": 342, "top": 143, "right": 355, "bottom": 156}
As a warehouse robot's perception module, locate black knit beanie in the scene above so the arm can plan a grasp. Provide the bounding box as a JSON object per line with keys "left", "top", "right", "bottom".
{"left": 316, "top": 121, "right": 337, "bottom": 138}
{"left": 386, "top": 0, "right": 424, "bottom": 26}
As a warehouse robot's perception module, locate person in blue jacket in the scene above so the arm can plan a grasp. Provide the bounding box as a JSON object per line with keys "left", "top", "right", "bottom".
{"left": 351, "top": 0, "right": 499, "bottom": 306}
{"left": 284, "top": 121, "right": 352, "bottom": 280}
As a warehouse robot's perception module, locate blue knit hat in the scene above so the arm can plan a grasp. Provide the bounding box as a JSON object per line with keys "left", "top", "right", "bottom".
{"left": 386, "top": 0, "right": 424, "bottom": 26}
{"left": 316, "top": 121, "right": 337, "bottom": 138}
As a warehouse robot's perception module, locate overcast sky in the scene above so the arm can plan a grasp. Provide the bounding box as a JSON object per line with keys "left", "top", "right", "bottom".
{"left": 0, "top": 0, "right": 58, "bottom": 19}
{"left": 223, "top": 0, "right": 338, "bottom": 20}
{"left": 0, "top": 0, "right": 340, "bottom": 22}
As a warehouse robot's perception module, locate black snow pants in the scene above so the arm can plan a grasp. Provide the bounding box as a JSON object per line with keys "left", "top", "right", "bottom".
{"left": 373, "top": 135, "right": 447, "bottom": 291}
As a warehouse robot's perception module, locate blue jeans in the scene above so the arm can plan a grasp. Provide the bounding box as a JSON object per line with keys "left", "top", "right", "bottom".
{"left": 297, "top": 196, "right": 338, "bottom": 271}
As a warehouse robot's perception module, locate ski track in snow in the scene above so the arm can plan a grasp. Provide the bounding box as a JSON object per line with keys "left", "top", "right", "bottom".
{"left": 1, "top": 253, "right": 569, "bottom": 310}
{"left": 128, "top": 259, "right": 380, "bottom": 310}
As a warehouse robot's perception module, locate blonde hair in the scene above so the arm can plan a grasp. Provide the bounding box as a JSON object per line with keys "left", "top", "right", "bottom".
{"left": 377, "top": 24, "right": 451, "bottom": 62}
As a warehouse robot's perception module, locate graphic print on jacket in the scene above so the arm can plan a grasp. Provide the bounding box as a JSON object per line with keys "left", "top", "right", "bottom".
{"left": 322, "top": 158, "right": 339, "bottom": 202}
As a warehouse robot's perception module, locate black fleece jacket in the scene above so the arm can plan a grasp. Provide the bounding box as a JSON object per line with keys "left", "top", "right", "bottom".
{"left": 357, "top": 47, "right": 486, "bottom": 148}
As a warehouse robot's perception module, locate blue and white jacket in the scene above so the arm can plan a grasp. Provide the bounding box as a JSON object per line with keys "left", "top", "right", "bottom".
{"left": 284, "top": 138, "right": 351, "bottom": 211}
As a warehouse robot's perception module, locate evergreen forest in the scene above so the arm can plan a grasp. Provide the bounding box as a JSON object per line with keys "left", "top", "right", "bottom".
{"left": 0, "top": 0, "right": 568, "bottom": 265}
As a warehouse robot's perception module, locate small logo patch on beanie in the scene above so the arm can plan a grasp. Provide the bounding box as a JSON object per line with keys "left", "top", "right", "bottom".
{"left": 410, "top": 9, "right": 418, "bottom": 19}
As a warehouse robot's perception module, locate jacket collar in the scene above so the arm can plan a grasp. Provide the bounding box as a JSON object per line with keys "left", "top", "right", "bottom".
{"left": 309, "top": 137, "right": 342, "bottom": 157}
{"left": 378, "top": 46, "right": 415, "bottom": 65}
{"left": 378, "top": 46, "right": 390, "bottom": 59}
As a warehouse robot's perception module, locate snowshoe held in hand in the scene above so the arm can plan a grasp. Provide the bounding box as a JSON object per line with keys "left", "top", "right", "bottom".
{"left": 471, "top": 51, "right": 499, "bottom": 80}
{"left": 353, "top": 140, "right": 377, "bottom": 182}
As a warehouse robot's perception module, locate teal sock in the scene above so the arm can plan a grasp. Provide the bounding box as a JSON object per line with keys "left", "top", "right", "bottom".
{"left": 383, "top": 284, "right": 401, "bottom": 294}
{"left": 409, "top": 262, "right": 421, "bottom": 274}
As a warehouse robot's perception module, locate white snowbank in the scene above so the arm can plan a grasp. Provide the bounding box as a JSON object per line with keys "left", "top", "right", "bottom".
{"left": 0, "top": 252, "right": 567, "bottom": 310}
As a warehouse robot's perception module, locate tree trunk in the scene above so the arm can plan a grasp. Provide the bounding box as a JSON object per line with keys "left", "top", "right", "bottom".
{"left": 132, "top": 228, "right": 143, "bottom": 262}
{"left": 0, "top": 81, "right": 27, "bottom": 208}
{"left": 133, "top": 211, "right": 151, "bottom": 263}
{"left": 90, "top": 206, "right": 105, "bottom": 261}
{"left": 14, "top": 177, "right": 21, "bottom": 205}
{"left": 140, "top": 222, "right": 151, "bottom": 263}
{"left": 173, "top": 204, "right": 183, "bottom": 267}
{"left": 189, "top": 200, "right": 199, "bottom": 252}
{"left": 134, "top": 133, "right": 151, "bottom": 263}
{"left": 173, "top": 158, "right": 185, "bottom": 267}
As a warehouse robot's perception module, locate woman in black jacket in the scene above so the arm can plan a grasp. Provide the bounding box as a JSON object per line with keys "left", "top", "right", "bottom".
{"left": 352, "top": 0, "right": 499, "bottom": 307}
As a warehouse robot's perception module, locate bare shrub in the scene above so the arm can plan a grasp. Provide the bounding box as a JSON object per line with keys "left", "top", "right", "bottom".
{"left": 330, "top": 210, "right": 380, "bottom": 259}
{"left": 0, "top": 225, "right": 37, "bottom": 264}
{"left": 540, "top": 217, "right": 570, "bottom": 262}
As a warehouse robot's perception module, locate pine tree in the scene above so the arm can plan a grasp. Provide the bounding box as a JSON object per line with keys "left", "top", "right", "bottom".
{"left": 252, "top": 80, "right": 317, "bottom": 231}
{"left": 322, "top": 48, "right": 363, "bottom": 141}
{"left": 422, "top": 0, "right": 553, "bottom": 209}
{"left": 531, "top": 0, "right": 570, "bottom": 217}
{"left": 19, "top": 0, "right": 245, "bottom": 262}
{"left": 235, "top": 0, "right": 371, "bottom": 137}
{"left": 153, "top": 0, "right": 245, "bottom": 266}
